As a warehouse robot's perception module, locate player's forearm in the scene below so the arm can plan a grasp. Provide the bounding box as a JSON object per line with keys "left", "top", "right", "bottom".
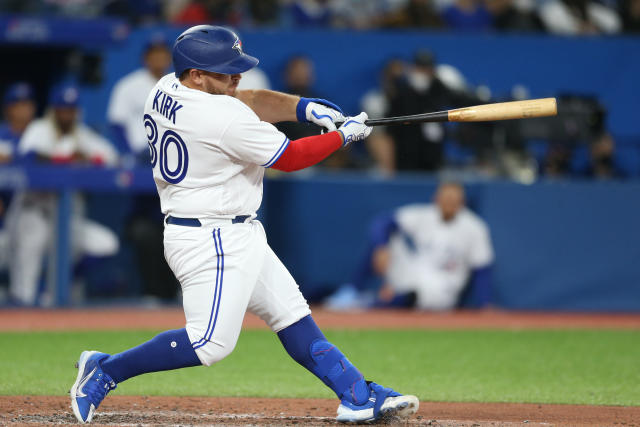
{"left": 235, "top": 89, "right": 299, "bottom": 123}
{"left": 271, "top": 131, "right": 344, "bottom": 172}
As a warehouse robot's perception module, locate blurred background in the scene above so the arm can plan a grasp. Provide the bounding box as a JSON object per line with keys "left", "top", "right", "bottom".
{"left": 0, "top": 0, "right": 639, "bottom": 312}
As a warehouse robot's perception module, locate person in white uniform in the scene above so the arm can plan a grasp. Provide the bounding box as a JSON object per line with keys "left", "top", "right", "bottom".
{"left": 327, "top": 182, "right": 494, "bottom": 311}
{"left": 6, "top": 84, "right": 119, "bottom": 306}
{"left": 70, "top": 25, "right": 419, "bottom": 425}
{"left": 107, "top": 35, "right": 172, "bottom": 159}
{"left": 107, "top": 35, "right": 178, "bottom": 301}
{"left": 381, "top": 183, "right": 494, "bottom": 309}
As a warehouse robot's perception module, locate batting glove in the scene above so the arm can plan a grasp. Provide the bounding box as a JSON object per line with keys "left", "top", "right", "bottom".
{"left": 337, "top": 112, "right": 372, "bottom": 146}
{"left": 296, "top": 97, "right": 346, "bottom": 132}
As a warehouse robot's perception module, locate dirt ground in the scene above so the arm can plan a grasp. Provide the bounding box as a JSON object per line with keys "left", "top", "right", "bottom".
{"left": 2, "top": 308, "right": 639, "bottom": 426}
{"left": 1, "top": 396, "right": 638, "bottom": 426}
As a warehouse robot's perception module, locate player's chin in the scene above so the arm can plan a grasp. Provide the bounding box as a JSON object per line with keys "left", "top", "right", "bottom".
{"left": 227, "top": 84, "right": 238, "bottom": 96}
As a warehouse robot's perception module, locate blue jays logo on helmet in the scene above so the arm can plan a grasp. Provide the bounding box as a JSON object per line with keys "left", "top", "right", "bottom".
{"left": 232, "top": 38, "right": 243, "bottom": 54}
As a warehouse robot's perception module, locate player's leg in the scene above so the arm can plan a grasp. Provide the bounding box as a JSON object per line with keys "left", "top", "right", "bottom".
{"left": 247, "top": 236, "right": 419, "bottom": 423}
{"left": 70, "top": 222, "right": 266, "bottom": 423}
{"left": 73, "top": 218, "right": 119, "bottom": 259}
{"left": 8, "top": 205, "right": 50, "bottom": 305}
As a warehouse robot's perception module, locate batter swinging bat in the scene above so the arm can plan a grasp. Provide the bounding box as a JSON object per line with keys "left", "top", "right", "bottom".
{"left": 352, "top": 97, "right": 557, "bottom": 127}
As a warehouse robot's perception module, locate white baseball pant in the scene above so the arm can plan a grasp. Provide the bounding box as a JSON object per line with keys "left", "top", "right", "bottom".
{"left": 163, "top": 219, "right": 311, "bottom": 366}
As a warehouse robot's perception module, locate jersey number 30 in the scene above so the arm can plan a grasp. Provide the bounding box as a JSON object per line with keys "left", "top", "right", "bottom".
{"left": 144, "top": 114, "right": 189, "bottom": 184}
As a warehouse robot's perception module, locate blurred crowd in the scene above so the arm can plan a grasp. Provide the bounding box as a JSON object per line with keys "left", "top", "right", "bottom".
{"left": 2, "top": 0, "right": 640, "bottom": 35}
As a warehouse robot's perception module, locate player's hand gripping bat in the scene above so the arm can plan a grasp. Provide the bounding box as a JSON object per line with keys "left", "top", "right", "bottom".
{"left": 338, "top": 97, "right": 557, "bottom": 127}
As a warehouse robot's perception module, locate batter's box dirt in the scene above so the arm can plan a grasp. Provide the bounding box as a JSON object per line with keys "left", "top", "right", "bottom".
{"left": 1, "top": 396, "right": 638, "bottom": 426}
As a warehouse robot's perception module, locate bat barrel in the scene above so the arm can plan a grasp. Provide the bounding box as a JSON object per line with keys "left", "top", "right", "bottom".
{"left": 448, "top": 97, "right": 557, "bottom": 122}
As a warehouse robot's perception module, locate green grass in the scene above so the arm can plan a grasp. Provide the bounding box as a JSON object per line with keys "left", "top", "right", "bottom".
{"left": 1, "top": 329, "right": 638, "bottom": 406}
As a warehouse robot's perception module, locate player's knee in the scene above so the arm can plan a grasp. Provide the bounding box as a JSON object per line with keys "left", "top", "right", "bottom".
{"left": 192, "top": 339, "right": 236, "bottom": 366}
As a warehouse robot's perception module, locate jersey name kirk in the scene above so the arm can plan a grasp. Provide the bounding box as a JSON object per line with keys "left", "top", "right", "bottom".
{"left": 152, "top": 89, "right": 183, "bottom": 124}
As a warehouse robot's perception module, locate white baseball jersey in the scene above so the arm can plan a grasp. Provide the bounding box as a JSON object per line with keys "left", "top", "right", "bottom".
{"left": 144, "top": 74, "right": 289, "bottom": 218}
{"left": 386, "top": 204, "right": 493, "bottom": 309}
{"left": 18, "top": 117, "right": 118, "bottom": 165}
{"left": 107, "top": 68, "right": 159, "bottom": 153}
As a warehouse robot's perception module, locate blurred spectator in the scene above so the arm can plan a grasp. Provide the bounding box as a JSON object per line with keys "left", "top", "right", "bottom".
{"left": 247, "top": 0, "right": 280, "bottom": 26}
{"left": 621, "top": 0, "right": 640, "bottom": 32}
{"left": 441, "top": 0, "right": 492, "bottom": 31}
{"left": 273, "top": 54, "right": 355, "bottom": 169}
{"left": 171, "top": 0, "right": 244, "bottom": 26}
{"left": 107, "top": 35, "right": 178, "bottom": 302}
{"left": 107, "top": 34, "right": 171, "bottom": 159}
{"left": 0, "top": 83, "right": 37, "bottom": 277}
{"left": 274, "top": 55, "right": 321, "bottom": 141}
{"left": 485, "top": 0, "right": 544, "bottom": 32}
{"left": 381, "top": 0, "right": 444, "bottom": 29}
{"left": 102, "top": 0, "right": 163, "bottom": 25}
{"left": 0, "top": 83, "right": 36, "bottom": 163}
{"left": 540, "top": 95, "right": 616, "bottom": 179}
{"left": 286, "top": 0, "right": 333, "bottom": 28}
{"left": 382, "top": 50, "right": 481, "bottom": 172}
{"left": 538, "top": 0, "right": 621, "bottom": 35}
{"left": 360, "top": 58, "right": 407, "bottom": 175}
{"left": 5, "top": 84, "right": 119, "bottom": 306}
{"left": 326, "top": 182, "right": 494, "bottom": 310}
{"left": 237, "top": 67, "right": 272, "bottom": 90}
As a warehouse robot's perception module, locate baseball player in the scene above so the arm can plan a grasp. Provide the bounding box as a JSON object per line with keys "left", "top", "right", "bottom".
{"left": 70, "top": 25, "right": 419, "bottom": 424}
{"left": 380, "top": 183, "right": 494, "bottom": 309}
{"left": 0, "top": 82, "right": 36, "bottom": 163}
{"left": 7, "top": 84, "right": 119, "bottom": 306}
{"left": 328, "top": 182, "right": 494, "bottom": 310}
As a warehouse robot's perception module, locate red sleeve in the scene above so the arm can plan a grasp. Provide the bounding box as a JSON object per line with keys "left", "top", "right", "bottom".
{"left": 271, "top": 131, "right": 343, "bottom": 172}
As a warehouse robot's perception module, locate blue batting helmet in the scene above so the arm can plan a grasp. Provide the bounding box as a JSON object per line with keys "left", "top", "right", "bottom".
{"left": 3, "top": 82, "right": 35, "bottom": 105}
{"left": 50, "top": 84, "right": 80, "bottom": 108}
{"left": 172, "top": 25, "right": 259, "bottom": 77}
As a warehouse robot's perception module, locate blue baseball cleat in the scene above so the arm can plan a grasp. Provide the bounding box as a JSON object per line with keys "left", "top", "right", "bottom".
{"left": 70, "top": 351, "right": 116, "bottom": 424}
{"left": 336, "top": 381, "right": 419, "bottom": 423}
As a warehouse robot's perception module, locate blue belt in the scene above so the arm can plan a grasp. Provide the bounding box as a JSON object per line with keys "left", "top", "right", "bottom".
{"left": 166, "top": 215, "right": 251, "bottom": 227}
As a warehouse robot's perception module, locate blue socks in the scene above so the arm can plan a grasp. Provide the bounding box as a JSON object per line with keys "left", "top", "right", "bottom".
{"left": 98, "top": 316, "right": 369, "bottom": 408}
{"left": 277, "top": 315, "right": 369, "bottom": 405}
{"left": 100, "top": 328, "right": 201, "bottom": 384}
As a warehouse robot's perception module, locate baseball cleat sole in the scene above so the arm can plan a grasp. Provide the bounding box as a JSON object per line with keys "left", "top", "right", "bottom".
{"left": 336, "top": 395, "right": 419, "bottom": 424}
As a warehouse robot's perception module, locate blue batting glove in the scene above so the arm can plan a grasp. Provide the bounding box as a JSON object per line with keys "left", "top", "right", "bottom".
{"left": 296, "top": 97, "right": 346, "bottom": 132}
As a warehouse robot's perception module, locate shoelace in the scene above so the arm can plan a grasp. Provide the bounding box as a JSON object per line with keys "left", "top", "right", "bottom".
{"left": 85, "top": 372, "right": 116, "bottom": 405}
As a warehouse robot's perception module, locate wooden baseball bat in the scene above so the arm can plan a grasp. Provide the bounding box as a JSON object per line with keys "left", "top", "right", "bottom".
{"left": 349, "top": 97, "right": 557, "bottom": 126}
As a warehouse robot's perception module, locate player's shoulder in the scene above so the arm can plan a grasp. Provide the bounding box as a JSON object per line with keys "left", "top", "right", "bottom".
{"left": 22, "top": 118, "right": 51, "bottom": 135}
{"left": 115, "top": 68, "right": 153, "bottom": 90}
{"left": 397, "top": 203, "right": 436, "bottom": 217}
{"left": 395, "top": 203, "right": 435, "bottom": 226}
{"left": 457, "top": 208, "right": 489, "bottom": 230}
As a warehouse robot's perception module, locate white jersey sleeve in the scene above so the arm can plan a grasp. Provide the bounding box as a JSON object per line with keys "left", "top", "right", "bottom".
{"left": 18, "top": 120, "right": 51, "bottom": 156}
{"left": 467, "top": 218, "right": 494, "bottom": 268}
{"left": 395, "top": 204, "right": 431, "bottom": 234}
{"left": 76, "top": 124, "right": 119, "bottom": 166}
{"left": 219, "top": 105, "right": 289, "bottom": 168}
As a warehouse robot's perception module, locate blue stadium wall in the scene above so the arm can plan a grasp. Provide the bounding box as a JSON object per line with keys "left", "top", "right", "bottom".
{"left": 261, "top": 175, "right": 640, "bottom": 311}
